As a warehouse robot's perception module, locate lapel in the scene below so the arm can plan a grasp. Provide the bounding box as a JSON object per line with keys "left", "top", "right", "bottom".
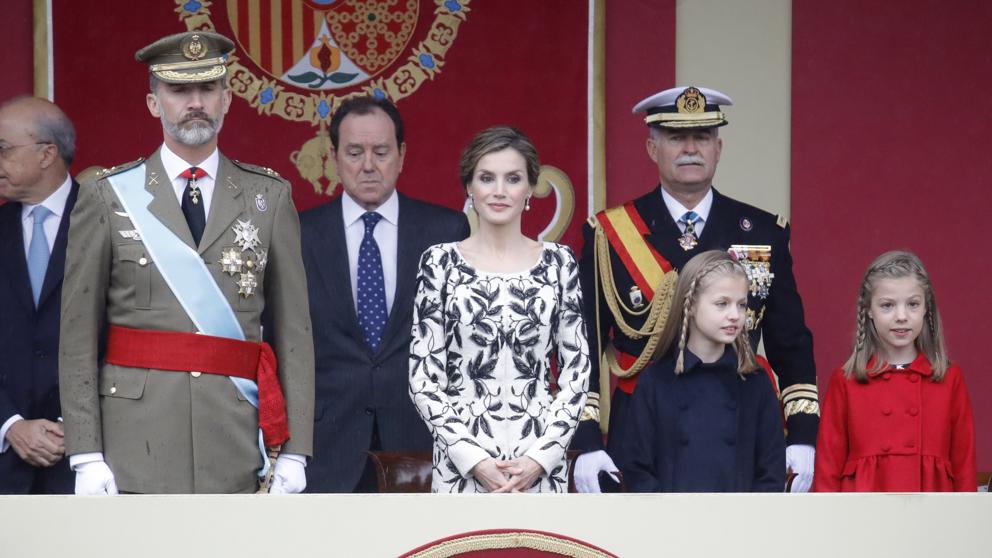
{"left": 378, "top": 193, "right": 418, "bottom": 352}
{"left": 313, "top": 197, "right": 366, "bottom": 347}
{"left": 0, "top": 203, "right": 35, "bottom": 313}
{"left": 36, "top": 180, "right": 80, "bottom": 309}
{"left": 198, "top": 155, "right": 244, "bottom": 254}
{"left": 697, "top": 188, "right": 732, "bottom": 250}
{"left": 144, "top": 149, "right": 196, "bottom": 249}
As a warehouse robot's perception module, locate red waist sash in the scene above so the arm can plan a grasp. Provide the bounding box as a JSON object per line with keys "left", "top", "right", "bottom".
{"left": 104, "top": 325, "right": 289, "bottom": 447}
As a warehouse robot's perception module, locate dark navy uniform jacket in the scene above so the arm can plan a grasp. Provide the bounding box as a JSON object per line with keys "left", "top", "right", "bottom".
{"left": 623, "top": 347, "right": 785, "bottom": 492}
{"left": 574, "top": 187, "right": 818, "bottom": 461}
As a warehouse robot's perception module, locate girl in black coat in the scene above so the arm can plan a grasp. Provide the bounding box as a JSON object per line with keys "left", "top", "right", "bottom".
{"left": 622, "top": 250, "right": 785, "bottom": 492}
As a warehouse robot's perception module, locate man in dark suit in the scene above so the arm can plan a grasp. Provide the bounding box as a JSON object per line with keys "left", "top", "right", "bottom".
{"left": 0, "top": 96, "right": 77, "bottom": 494}
{"left": 575, "top": 86, "right": 819, "bottom": 492}
{"left": 301, "top": 96, "right": 469, "bottom": 492}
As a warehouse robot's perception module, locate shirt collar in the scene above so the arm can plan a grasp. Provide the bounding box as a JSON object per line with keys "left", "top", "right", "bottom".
{"left": 661, "top": 187, "right": 713, "bottom": 224}
{"left": 867, "top": 352, "right": 934, "bottom": 377}
{"left": 342, "top": 188, "right": 399, "bottom": 227}
{"left": 159, "top": 142, "right": 219, "bottom": 182}
{"left": 21, "top": 174, "right": 72, "bottom": 222}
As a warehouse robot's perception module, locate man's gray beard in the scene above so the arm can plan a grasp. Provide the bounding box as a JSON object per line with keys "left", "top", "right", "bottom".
{"left": 161, "top": 114, "right": 223, "bottom": 146}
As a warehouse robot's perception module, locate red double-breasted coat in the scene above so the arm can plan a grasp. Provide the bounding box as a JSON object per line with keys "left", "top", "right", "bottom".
{"left": 813, "top": 353, "right": 976, "bottom": 492}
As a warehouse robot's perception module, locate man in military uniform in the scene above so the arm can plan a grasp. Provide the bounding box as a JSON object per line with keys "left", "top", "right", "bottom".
{"left": 58, "top": 31, "right": 314, "bottom": 494}
{"left": 573, "top": 86, "right": 818, "bottom": 492}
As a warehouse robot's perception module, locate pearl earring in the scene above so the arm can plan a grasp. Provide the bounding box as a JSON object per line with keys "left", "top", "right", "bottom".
{"left": 525, "top": 197, "right": 531, "bottom": 211}
{"left": 467, "top": 195, "right": 474, "bottom": 209}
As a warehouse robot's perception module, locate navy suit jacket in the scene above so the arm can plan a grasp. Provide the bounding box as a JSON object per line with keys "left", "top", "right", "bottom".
{"left": 300, "top": 192, "right": 469, "bottom": 492}
{"left": 0, "top": 181, "right": 78, "bottom": 494}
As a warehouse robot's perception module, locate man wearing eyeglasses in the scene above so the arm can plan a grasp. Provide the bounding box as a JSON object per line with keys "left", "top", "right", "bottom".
{"left": 0, "top": 96, "right": 77, "bottom": 494}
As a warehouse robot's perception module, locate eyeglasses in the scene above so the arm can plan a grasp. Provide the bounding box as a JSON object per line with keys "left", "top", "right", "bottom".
{"left": 0, "top": 142, "right": 52, "bottom": 160}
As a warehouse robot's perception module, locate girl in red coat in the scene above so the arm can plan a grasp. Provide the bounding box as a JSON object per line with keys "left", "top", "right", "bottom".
{"left": 814, "top": 251, "right": 976, "bottom": 491}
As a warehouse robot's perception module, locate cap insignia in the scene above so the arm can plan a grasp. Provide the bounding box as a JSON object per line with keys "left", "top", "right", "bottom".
{"left": 182, "top": 34, "right": 206, "bottom": 61}
{"left": 676, "top": 87, "right": 707, "bottom": 114}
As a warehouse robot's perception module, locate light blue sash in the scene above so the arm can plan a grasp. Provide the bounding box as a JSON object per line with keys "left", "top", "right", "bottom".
{"left": 107, "top": 164, "right": 269, "bottom": 475}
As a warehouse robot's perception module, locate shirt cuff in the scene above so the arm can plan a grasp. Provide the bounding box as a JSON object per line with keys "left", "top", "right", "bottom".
{"left": 0, "top": 415, "right": 24, "bottom": 454}
{"left": 69, "top": 452, "right": 105, "bottom": 470}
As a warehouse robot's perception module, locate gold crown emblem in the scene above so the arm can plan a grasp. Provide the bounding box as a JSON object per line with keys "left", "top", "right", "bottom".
{"left": 182, "top": 35, "right": 206, "bottom": 61}
{"left": 676, "top": 87, "right": 706, "bottom": 114}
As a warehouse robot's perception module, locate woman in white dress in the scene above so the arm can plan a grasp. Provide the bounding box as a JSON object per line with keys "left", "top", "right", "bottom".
{"left": 409, "top": 127, "right": 591, "bottom": 493}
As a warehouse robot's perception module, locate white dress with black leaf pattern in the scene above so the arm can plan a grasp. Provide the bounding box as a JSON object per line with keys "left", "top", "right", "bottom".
{"left": 409, "top": 242, "right": 591, "bottom": 493}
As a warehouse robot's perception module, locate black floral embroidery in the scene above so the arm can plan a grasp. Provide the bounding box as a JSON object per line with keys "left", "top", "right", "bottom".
{"left": 409, "top": 243, "right": 591, "bottom": 493}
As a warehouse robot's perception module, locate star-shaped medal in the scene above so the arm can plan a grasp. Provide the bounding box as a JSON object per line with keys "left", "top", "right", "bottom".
{"left": 219, "top": 247, "right": 243, "bottom": 276}
{"left": 232, "top": 219, "right": 261, "bottom": 252}
{"left": 238, "top": 271, "right": 258, "bottom": 297}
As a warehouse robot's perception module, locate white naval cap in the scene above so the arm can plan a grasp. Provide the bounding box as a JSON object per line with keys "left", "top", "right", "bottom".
{"left": 632, "top": 86, "right": 733, "bottom": 129}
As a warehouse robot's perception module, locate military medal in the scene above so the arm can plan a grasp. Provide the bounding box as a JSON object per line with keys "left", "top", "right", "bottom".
{"left": 219, "top": 247, "right": 243, "bottom": 275}
{"left": 189, "top": 184, "right": 201, "bottom": 205}
{"left": 232, "top": 219, "right": 261, "bottom": 252}
{"left": 729, "top": 245, "right": 774, "bottom": 299}
{"left": 678, "top": 230, "right": 698, "bottom": 251}
{"left": 678, "top": 211, "right": 700, "bottom": 251}
{"left": 628, "top": 286, "right": 645, "bottom": 309}
{"left": 219, "top": 220, "right": 266, "bottom": 298}
{"left": 255, "top": 193, "right": 267, "bottom": 212}
{"left": 237, "top": 271, "right": 257, "bottom": 297}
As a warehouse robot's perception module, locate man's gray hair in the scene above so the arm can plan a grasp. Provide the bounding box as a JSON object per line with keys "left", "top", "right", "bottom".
{"left": 0, "top": 96, "right": 76, "bottom": 166}
{"left": 36, "top": 108, "right": 77, "bottom": 166}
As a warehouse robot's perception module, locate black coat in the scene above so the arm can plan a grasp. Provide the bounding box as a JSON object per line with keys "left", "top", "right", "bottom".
{"left": 623, "top": 347, "right": 785, "bottom": 492}
{"left": 0, "top": 181, "right": 78, "bottom": 494}
{"left": 300, "top": 193, "right": 469, "bottom": 492}
{"left": 577, "top": 187, "right": 818, "bottom": 460}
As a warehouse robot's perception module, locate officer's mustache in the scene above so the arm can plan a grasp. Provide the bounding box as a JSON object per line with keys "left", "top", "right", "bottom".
{"left": 675, "top": 155, "right": 705, "bottom": 166}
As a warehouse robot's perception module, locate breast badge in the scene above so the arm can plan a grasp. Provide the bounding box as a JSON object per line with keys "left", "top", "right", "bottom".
{"left": 220, "top": 219, "right": 267, "bottom": 297}
{"left": 628, "top": 286, "right": 645, "bottom": 309}
{"left": 728, "top": 244, "right": 774, "bottom": 299}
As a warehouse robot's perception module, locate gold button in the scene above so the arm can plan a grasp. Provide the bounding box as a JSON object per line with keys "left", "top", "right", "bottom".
{"left": 191, "top": 371, "right": 202, "bottom": 378}
{"left": 138, "top": 257, "right": 148, "bottom": 266}
{"left": 110, "top": 386, "right": 117, "bottom": 395}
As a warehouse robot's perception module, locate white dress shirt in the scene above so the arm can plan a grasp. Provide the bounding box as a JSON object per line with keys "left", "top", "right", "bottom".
{"left": 2, "top": 174, "right": 73, "bottom": 453}
{"left": 159, "top": 143, "right": 219, "bottom": 218}
{"left": 342, "top": 190, "right": 399, "bottom": 314}
{"left": 661, "top": 187, "right": 713, "bottom": 237}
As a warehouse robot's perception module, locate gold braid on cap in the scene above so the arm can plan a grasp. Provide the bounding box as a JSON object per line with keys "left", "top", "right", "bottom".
{"left": 645, "top": 111, "right": 726, "bottom": 125}
{"left": 150, "top": 56, "right": 228, "bottom": 72}
{"left": 593, "top": 223, "right": 676, "bottom": 379}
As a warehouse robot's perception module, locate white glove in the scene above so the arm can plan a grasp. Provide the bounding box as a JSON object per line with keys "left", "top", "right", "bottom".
{"left": 573, "top": 450, "right": 619, "bottom": 493}
{"left": 268, "top": 453, "right": 307, "bottom": 494}
{"left": 786, "top": 444, "right": 815, "bottom": 493}
{"left": 74, "top": 460, "right": 118, "bottom": 495}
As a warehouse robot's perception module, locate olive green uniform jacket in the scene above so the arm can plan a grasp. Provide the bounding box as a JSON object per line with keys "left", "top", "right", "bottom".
{"left": 59, "top": 149, "right": 314, "bottom": 493}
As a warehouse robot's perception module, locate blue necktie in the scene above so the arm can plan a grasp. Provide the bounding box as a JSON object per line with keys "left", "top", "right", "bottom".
{"left": 357, "top": 212, "right": 388, "bottom": 352}
{"left": 27, "top": 205, "right": 53, "bottom": 306}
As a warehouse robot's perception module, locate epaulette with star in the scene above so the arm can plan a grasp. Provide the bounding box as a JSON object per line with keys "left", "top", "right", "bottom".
{"left": 92, "top": 158, "right": 146, "bottom": 180}
{"left": 231, "top": 160, "right": 286, "bottom": 182}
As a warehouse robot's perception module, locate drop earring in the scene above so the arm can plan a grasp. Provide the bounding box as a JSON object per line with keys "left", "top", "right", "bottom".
{"left": 525, "top": 197, "right": 531, "bottom": 211}
{"left": 467, "top": 194, "right": 474, "bottom": 209}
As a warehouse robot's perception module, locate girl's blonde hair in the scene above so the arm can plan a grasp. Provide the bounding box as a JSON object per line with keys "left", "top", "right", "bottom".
{"left": 654, "top": 250, "right": 759, "bottom": 375}
{"left": 843, "top": 250, "right": 948, "bottom": 382}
